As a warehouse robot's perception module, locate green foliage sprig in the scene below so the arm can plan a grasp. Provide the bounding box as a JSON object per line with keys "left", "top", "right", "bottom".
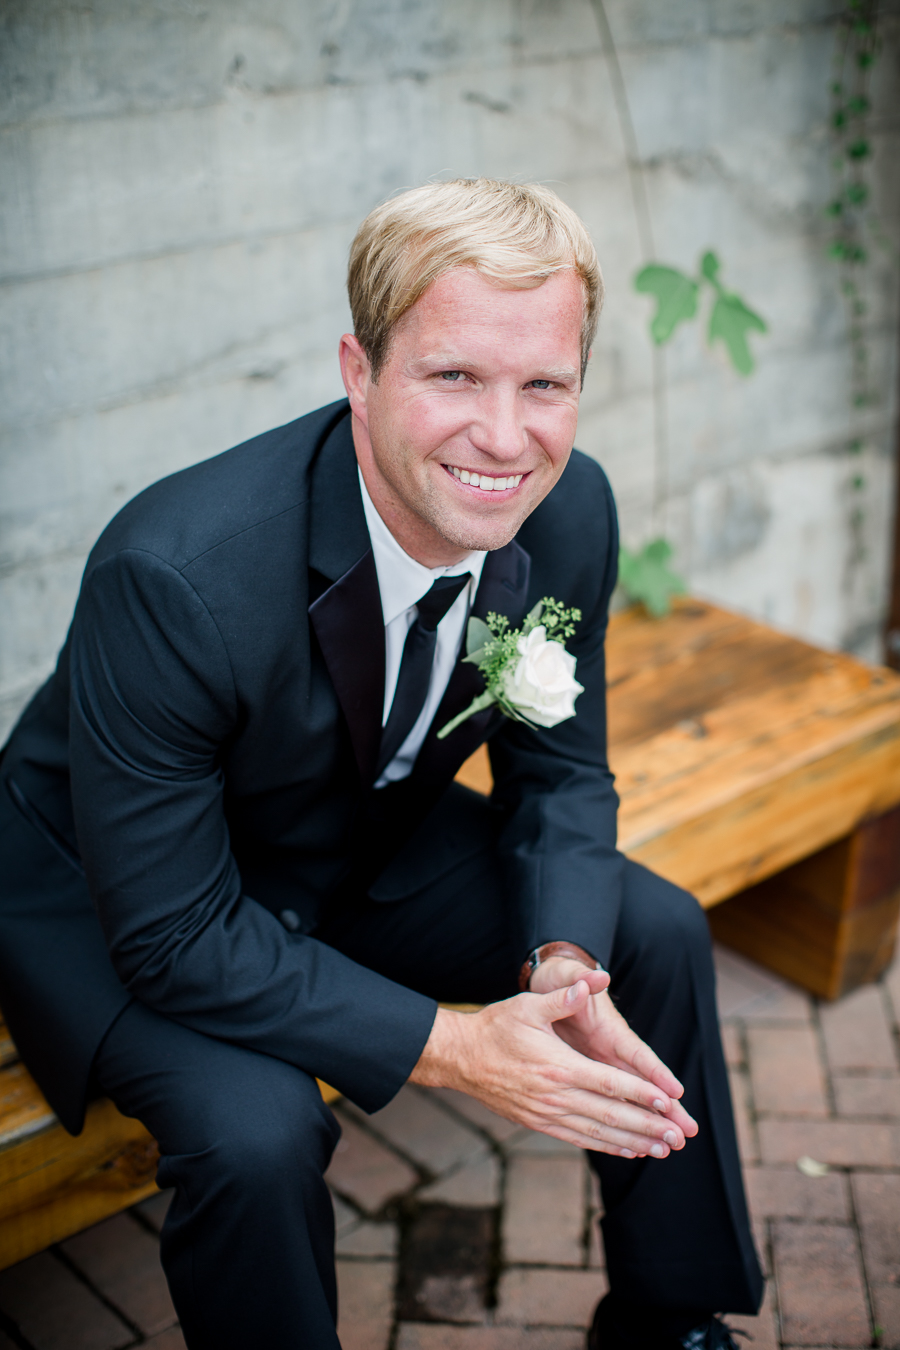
{"left": 635, "top": 251, "right": 767, "bottom": 375}
{"left": 437, "top": 598, "right": 582, "bottom": 739}
{"left": 827, "top": 0, "right": 881, "bottom": 432}
{"left": 617, "top": 539, "right": 686, "bottom": 618}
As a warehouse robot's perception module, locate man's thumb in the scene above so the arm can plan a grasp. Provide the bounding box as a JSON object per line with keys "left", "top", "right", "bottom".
{"left": 541, "top": 978, "right": 590, "bottom": 1025}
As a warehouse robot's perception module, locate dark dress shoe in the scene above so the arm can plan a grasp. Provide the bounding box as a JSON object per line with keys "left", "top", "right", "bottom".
{"left": 587, "top": 1303, "right": 745, "bottom": 1350}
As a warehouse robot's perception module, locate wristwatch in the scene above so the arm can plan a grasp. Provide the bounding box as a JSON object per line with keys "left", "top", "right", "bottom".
{"left": 519, "top": 940, "right": 603, "bottom": 992}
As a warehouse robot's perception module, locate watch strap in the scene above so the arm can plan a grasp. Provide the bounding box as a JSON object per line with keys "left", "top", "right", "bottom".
{"left": 519, "top": 940, "right": 603, "bottom": 992}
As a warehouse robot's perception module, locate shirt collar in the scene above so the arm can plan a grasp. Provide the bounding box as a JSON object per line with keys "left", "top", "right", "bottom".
{"left": 358, "top": 467, "right": 487, "bottom": 626}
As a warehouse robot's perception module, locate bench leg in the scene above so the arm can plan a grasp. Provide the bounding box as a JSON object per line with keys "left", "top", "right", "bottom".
{"left": 707, "top": 802, "right": 900, "bottom": 1001}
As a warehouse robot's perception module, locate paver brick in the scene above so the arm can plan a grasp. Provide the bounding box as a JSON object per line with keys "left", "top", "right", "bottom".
{"left": 345, "top": 1086, "right": 486, "bottom": 1174}
{"left": 419, "top": 1151, "right": 501, "bottom": 1206}
{"left": 62, "top": 1213, "right": 177, "bottom": 1337}
{"left": 885, "top": 952, "right": 900, "bottom": 1028}
{"left": 728, "top": 1067, "right": 758, "bottom": 1164}
{"left": 725, "top": 1282, "right": 778, "bottom": 1350}
{"left": 336, "top": 1257, "right": 396, "bottom": 1350}
{"left": 758, "top": 1117, "right": 900, "bottom": 1166}
{"left": 495, "top": 1267, "right": 606, "bottom": 1327}
{"left": 850, "top": 1172, "right": 900, "bottom": 1286}
{"left": 325, "top": 1112, "right": 418, "bottom": 1212}
{"left": 135, "top": 1189, "right": 173, "bottom": 1233}
{"left": 746, "top": 1025, "right": 828, "bottom": 1116}
{"left": 0, "top": 1251, "right": 132, "bottom": 1350}
{"left": 430, "top": 1089, "right": 522, "bottom": 1143}
{"left": 506, "top": 1129, "right": 583, "bottom": 1155}
{"left": 772, "top": 1221, "right": 869, "bottom": 1347}
{"left": 142, "top": 1329, "right": 188, "bottom": 1350}
{"left": 713, "top": 946, "right": 811, "bottom": 1024}
{"left": 872, "top": 1283, "right": 900, "bottom": 1350}
{"left": 833, "top": 1072, "right": 900, "bottom": 1117}
{"left": 720, "top": 1022, "right": 743, "bottom": 1068}
{"left": 503, "top": 1155, "right": 586, "bottom": 1266}
{"left": 337, "top": 1221, "right": 398, "bottom": 1257}
{"left": 819, "top": 984, "right": 897, "bottom": 1072}
{"left": 396, "top": 1327, "right": 584, "bottom": 1349}
{"left": 743, "top": 1165, "right": 850, "bottom": 1221}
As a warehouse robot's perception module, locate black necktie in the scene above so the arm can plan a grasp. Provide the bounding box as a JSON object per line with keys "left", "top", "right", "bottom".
{"left": 376, "top": 572, "right": 472, "bottom": 778}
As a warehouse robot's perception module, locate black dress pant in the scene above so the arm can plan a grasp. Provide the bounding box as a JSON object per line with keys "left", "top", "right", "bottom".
{"left": 93, "top": 799, "right": 763, "bottom": 1349}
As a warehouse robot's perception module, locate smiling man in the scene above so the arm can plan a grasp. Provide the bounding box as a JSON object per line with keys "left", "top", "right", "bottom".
{"left": 0, "top": 180, "right": 761, "bottom": 1349}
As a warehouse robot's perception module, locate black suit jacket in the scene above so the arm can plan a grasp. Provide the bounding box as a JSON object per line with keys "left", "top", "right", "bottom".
{"left": 0, "top": 400, "right": 622, "bottom": 1134}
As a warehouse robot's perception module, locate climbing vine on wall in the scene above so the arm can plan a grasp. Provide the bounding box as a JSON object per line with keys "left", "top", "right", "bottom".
{"left": 828, "top": 0, "right": 882, "bottom": 575}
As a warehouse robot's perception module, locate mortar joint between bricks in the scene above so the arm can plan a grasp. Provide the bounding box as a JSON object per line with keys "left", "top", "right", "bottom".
{"left": 418, "top": 1085, "right": 513, "bottom": 1160}
{"left": 0, "top": 1305, "right": 37, "bottom": 1350}
{"left": 843, "top": 1166, "right": 880, "bottom": 1348}
{"left": 881, "top": 978, "right": 900, "bottom": 1072}
{"left": 332, "top": 1103, "right": 434, "bottom": 1187}
{"left": 50, "top": 1243, "right": 145, "bottom": 1345}
{"left": 811, "top": 998, "right": 838, "bottom": 1117}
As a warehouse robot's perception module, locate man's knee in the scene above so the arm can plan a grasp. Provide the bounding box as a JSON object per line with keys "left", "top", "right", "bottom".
{"left": 194, "top": 1063, "right": 341, "bottom": 1194}
{"left": 617, "top": 860, "right": 711, "bottom": 978}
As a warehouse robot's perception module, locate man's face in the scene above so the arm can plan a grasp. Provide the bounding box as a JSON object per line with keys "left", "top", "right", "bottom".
{"left": 340, "top": 267, "right": 585, "bottom": 567}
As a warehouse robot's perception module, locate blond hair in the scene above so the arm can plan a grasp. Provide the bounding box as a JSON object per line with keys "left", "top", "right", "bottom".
{"left": 348, "top": 178, "right": 603, "bottom": 382}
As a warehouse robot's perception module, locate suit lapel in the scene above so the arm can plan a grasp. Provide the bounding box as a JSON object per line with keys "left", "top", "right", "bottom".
{"left": 411, "top": 538, "right": 531, "bottom": 787}
{"left": 308, "top": 413, "right": 385, "bottom": 784}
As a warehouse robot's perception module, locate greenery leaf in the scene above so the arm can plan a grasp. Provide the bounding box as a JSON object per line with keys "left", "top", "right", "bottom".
{"left": 634, "top": 264, "right": 699, "bottom": 344}
{"left": 618, "top": 539, "right": 686, "bottom": 618}
{"left": 700, "top": 250, "right": 721, "bottom": 287}
{"left": 708, "top": 292, "right": 768, "bottom": 375}
{"left": 465, "top": 616, "right": 493, "bottom": 659}
{"left": 523, "top": 600, "right": 545, "bottom": 631}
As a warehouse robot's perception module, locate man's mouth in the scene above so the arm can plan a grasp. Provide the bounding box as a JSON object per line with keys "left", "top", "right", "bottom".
{"left": 443, "top": 465, "right": 525, "bottom": 493}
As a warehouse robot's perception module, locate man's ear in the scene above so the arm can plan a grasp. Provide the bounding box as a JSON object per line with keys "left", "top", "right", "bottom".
{"left": 339, "top": 334, "right": 372, "bottom": 428}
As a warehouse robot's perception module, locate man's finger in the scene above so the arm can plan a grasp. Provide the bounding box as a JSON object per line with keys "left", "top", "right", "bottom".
{"left": 556, "top": 1089, "right": 686, "bottom": 1150}
{"left": 536, "top": 977, "right": 592, "bottom": 1025}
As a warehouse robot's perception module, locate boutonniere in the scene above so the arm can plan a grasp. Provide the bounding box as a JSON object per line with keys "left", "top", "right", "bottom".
{"left": 437, "top": 597, "right": 584, "bottom": 739}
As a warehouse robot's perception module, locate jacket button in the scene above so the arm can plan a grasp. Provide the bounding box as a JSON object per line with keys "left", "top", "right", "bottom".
{"left": 279, "top": 909, "right": 302, "bottom": 932}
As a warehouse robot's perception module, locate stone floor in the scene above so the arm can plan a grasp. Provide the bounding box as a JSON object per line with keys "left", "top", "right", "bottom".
{"left": 1, "top": 943, "right": 899, "bottom": 1350}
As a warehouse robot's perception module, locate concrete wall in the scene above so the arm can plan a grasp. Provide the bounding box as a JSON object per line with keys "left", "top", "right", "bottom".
{"left": 2, "top": 0, "right": 899, "bottom": 740}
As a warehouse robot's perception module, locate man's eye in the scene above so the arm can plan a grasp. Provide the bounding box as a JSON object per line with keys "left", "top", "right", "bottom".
{"left": 440, "top": 370, "right": 464, "bottom": 382}
{"left": 529, "top": 380, "right": 552, "bottom": 390}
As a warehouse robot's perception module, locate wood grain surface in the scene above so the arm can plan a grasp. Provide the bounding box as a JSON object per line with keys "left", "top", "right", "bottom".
{"left": 458, "top": 599, "right": 900, "bottom": 906}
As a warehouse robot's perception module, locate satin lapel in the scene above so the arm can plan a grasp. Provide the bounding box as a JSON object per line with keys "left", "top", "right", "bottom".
{"left": 411, "top": 537, "right": 531, "bottom": 786}
{"left": 307, "top": 411, "right": 384, "bottom": 785}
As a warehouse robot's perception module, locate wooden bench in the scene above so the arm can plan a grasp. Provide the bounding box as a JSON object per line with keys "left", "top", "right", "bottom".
{"left": 3, "top": 598, "right": 900, "bottom": 1270}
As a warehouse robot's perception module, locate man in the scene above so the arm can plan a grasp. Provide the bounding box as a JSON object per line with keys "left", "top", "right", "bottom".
{"left": 0, "top": 179, "right": 762, "bottom": 1348}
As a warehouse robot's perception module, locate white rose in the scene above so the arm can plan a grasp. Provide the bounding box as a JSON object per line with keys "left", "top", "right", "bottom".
{"left": 499, "top": 625, "right": 584, "bottom": 728}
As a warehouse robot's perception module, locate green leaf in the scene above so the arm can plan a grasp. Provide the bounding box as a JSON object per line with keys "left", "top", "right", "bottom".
{"left": 617, "top": 538, "right": 686, "bottom": 618}
{"left": 523, "top": 600, "right": 544, "bottom": 631}
{"left": 700, "top": 250, "right": 722, "bottom": 288}
{"left": 708, "top": 292, "right": 768, "bottom": 375}
{"left": 634, "top": 265, "right": 699, "bottom": 344}
{"left": 465, "top": 616, "right": 493, "bottom": 658}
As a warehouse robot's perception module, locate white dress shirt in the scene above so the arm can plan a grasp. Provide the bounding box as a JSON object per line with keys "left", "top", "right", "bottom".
{"left": 358, "top": 469, "right": 487, "bottom": 787}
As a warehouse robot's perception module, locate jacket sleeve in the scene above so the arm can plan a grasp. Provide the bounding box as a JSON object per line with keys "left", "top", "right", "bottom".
{"left": 487, "top": 473, "right": 624, "bottom": 969}
{"left": 68, "top": 547, "right": 435, "bottom": 1113}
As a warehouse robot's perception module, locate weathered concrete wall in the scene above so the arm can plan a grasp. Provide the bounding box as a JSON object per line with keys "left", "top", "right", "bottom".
{"left": 2, "top": 0, "right": 898, "bottom": 740}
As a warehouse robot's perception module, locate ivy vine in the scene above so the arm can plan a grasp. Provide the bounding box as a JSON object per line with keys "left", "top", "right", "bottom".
{"left": 827, "top": 0, "right": 882, "bottom": 571}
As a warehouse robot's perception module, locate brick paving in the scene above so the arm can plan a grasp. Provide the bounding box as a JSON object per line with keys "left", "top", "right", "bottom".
{"left": 1, "top": 942, "right": 899, "bottom": 1348}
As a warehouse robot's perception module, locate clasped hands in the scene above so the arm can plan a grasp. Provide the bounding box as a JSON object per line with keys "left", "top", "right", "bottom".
{"left": 410, "top": 956, "right": 698, "bottom": 1159}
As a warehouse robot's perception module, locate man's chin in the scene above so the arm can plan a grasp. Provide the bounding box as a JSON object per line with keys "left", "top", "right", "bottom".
{"left": 433, "top": 511, "right": 527, "bottom": 554}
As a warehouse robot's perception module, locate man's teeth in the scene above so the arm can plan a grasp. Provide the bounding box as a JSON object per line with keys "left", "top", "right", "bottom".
{"left": 449, "top": 467, "right": 523, "bottom": 491}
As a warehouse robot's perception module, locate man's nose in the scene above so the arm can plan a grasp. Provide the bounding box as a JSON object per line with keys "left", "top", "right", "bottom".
{"left": 468, "top": 390, "right": 529, "bottom": 464}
